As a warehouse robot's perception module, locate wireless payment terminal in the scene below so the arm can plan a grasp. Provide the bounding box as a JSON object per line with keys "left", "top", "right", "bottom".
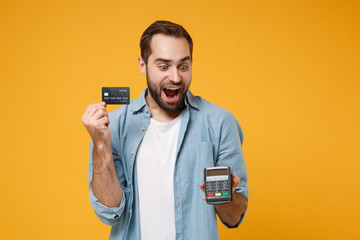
{"left": 204, "top": 166, "right": 232, "bottom": 205}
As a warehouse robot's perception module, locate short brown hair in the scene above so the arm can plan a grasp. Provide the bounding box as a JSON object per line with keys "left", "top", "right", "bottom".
{"left": 140, "top": 20, "right": 193, "bottom": 64}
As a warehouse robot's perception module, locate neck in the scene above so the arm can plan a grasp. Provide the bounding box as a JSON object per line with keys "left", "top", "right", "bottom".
{"left": 145, "top": 90, "right": 184, "bottom": 122}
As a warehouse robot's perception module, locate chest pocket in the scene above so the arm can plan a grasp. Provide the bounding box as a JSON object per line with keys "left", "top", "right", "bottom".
{"left": 192, "top": 141, "right": 214, "bottom": 161}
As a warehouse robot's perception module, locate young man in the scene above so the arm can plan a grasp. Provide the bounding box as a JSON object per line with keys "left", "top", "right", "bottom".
{"left": 81, "top": 20, "right": 248, "bottom": 240}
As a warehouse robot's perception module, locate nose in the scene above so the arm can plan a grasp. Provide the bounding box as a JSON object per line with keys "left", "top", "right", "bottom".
{"left": 169, "top": 67, "right": 181, "bottom": 83}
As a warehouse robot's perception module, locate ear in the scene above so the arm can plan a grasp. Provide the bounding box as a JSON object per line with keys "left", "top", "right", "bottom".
{"left": 138, "top": 56, "right": 146, "bottom": 75}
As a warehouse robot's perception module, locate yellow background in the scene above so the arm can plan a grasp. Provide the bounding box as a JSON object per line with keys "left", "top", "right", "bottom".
{"left": 1, "top": 0, "right": 359, "bottom": 239}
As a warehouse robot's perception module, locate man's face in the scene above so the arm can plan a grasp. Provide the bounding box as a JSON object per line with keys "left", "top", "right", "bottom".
{"left": 142, "top": 34, "right": 192, "bottom": 112}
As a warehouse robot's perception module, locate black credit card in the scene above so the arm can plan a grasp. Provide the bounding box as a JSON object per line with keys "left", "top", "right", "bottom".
{"left": 102, "top": 87, "right": 130, "bottom": 104}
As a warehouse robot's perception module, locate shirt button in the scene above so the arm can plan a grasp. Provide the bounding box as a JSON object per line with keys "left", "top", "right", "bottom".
{"left": 128, "top": 180, "right": 131, "bottom": 185}
{"left": 141, "top": 127, "right": 145, "bottom": 131}
{"left": 129, "top": 209, "right": 132, "bottom": 214}
{"left": 130, "top": 151, "right": 134, "bottom": 155}
{"left": 145, "top": 108, "right": 149, "bottom": 113}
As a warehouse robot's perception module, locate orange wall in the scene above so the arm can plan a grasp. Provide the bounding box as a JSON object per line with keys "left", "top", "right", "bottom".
{"left": 1, "top": 0, "right": 359, "bottom": 239}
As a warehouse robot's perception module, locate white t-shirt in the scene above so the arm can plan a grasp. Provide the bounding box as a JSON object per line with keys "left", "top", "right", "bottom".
{"left": 136, "top": 113, "right": 183, "bottom": 240}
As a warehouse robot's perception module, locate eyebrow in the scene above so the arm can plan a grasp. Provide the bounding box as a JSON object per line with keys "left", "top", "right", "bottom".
{"left": 153, "top": 56, "right": 191, "bottom": 64}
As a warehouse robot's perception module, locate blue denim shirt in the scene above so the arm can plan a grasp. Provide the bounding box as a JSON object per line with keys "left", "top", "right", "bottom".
{"left": 88, "top": 89, "right": 249, "bottom": 240}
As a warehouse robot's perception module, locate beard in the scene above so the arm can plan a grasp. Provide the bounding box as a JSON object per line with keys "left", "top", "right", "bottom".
{"left": 146, "top": 72, "right": 189, "bottom": 112}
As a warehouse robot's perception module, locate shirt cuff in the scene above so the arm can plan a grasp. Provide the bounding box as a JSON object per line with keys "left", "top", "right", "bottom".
{"left": 89, "top": 187, "right": 125, "bottom": 226}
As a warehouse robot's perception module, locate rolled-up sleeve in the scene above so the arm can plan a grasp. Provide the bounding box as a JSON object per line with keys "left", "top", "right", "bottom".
{"left": 89, "top": 187, "right": 125, "bottom": 226}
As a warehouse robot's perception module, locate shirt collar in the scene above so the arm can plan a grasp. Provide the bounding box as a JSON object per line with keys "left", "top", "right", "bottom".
{"left": 129, "top": 88, "right": 200, "bottom": 113}
{"left": 184, "top": 90, "right": 200, "bottom": 110}
{"left": 129, "top": 89, "right": 148, "bottom": 113}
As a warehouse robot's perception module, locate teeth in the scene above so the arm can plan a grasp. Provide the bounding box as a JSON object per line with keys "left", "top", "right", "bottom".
{"left": 165, "top": 87, "right": 179, "bottom": 90}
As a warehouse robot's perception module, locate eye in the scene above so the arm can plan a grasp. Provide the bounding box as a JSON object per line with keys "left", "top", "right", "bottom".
{"left": 159, "top": 65, "right": 168, "bottom": 71}
{"left": 179, "top": 65, "right": 188, "bottom": 71}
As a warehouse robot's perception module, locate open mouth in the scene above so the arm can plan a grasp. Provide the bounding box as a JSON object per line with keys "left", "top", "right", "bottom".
{"left": 163, "top": 87, "right": 180, "bottom": 101}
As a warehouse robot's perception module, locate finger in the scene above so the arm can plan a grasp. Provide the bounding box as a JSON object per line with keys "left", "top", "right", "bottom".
{"left": 199, "top": 183, "right": 205, "bottom": 192}
{"left": 91, "top": 105, "right": 107, "bottom": 118}
{"left": 82, "top": 104, "right": 94, "bottom": 123}
{"left": 98, "top": 116, "right": 110, "bottom": 128}
{"left": 93, "top": 109, "right": 109, "bottom": 120}
{"left": 89, "top": 104, "right": 108, "bottom": 118}
{"left": 231, "top": 174, "right": 241, "bottom": 193}
{"left": 199, "top": 184, "right": 206, "bottom": 201}
{"left": 104, "top": 116, "right": 110, "bottom": 127}
{"left": 232, "top": 173, "right": 240, "bottom": 187}
{"left": 83, "top": 103, "right": 105, "bottom": 121}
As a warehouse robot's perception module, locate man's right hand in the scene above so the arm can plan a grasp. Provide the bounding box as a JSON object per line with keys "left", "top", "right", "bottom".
{"left": 81, "top": 102, "right": 111, "bottom": 146}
